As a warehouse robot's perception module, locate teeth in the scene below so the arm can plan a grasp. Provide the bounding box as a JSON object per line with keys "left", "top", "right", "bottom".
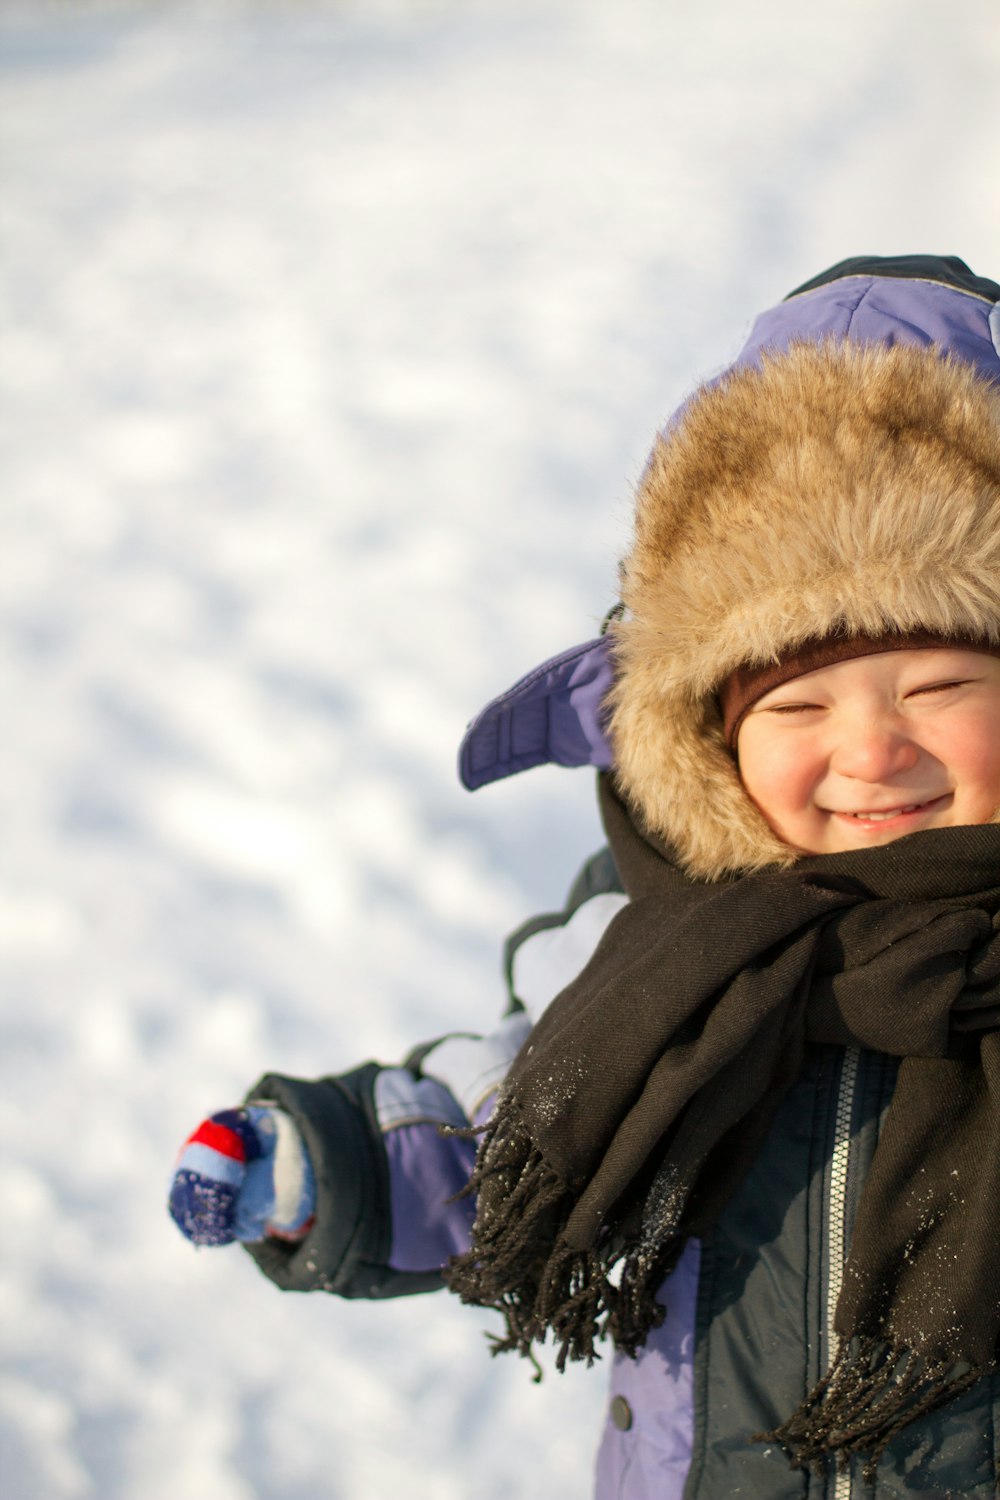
{"left": 851, "top": 805, "right": 920, "bottom": 821}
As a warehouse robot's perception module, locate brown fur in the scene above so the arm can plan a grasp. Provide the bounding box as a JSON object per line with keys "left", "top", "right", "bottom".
{"left": 608, "top": 341, "right": 1000, "bottom": 879}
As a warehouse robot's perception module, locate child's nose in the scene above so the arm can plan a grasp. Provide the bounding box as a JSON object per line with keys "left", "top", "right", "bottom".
{"left": 830, "top": 723, "right": 920, "bottom": 781}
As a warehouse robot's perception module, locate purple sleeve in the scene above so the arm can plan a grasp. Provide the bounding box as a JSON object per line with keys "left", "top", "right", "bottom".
{"left": 386, "top": 1123, "right": 480, "bottom": 1272}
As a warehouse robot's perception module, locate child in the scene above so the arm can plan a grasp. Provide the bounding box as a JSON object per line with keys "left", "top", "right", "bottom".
{"left": 170, "top": 253, "right": 1000, "bottom": 1499}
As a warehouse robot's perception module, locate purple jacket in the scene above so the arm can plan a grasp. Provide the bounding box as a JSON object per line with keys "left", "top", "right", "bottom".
{"left": 245, "top": 256, "right": 1000, "bottom": 1500}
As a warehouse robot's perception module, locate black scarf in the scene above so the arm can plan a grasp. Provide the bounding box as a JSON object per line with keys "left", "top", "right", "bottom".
{"left": 445, "top": 775, "right": 1000, "bottom": 1482}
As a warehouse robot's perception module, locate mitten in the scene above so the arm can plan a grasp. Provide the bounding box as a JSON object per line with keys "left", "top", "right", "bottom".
{"left": 169, "top": 1105, "right": 316, "bottom": 1247}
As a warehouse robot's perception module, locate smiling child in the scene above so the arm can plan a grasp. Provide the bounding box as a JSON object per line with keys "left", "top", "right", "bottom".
{"left": 171, "top": 255, "right": 1000, "bottom": 1500}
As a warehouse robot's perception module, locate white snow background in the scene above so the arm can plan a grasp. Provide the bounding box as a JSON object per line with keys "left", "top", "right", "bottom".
{"left": 1, "top": 1, "right": 998, "bottom": 1496}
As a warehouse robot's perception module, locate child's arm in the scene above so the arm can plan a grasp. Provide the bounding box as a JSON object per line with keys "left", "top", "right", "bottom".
{"left": 237, "top": 1027, "right": 531, "bottom": 1298}
{"left": 168, "top": 1018, "right": 530, "bottom": 1297}
{"left": 168, "top": 847, "right": 628, "bottom": 1298}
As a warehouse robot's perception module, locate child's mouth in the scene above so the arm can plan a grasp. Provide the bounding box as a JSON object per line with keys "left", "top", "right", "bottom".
{"left": 832, "top": 796, "right": 948, "bottom": 829}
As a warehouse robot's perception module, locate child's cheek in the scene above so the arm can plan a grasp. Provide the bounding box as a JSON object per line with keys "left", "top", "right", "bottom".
{"left": 738, "top": 733, "right": 815, "bottom": 833}
{"left": 944, "top": 715, "right": 1000, "bottom": 821}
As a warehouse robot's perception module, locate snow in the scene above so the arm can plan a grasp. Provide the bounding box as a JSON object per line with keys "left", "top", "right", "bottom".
{"left": 0, "top": 1, "right": 997, "bottom": 1496}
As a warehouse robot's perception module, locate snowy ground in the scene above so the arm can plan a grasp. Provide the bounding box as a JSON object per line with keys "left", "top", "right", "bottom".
{"left": 0, "top": 2, "right": 997, "bottom": 1497}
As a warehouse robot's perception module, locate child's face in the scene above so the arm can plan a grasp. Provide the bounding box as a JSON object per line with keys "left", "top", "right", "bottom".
{"left": 736, "top": 648, "right": 1000, "bottom": 855}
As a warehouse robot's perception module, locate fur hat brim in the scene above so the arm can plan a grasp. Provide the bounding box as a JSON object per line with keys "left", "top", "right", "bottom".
{"left": 608, "top": 341, "right": 1000, "bottom": 879}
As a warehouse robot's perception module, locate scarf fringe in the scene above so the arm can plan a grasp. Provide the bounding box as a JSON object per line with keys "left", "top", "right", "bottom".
{"left": 444, "top": 1108, "right": 674, "bottom": 1370}
{"left": 447, "top": 1114, "right": 992, "bottom": 1481}
{"left": 443, "top": 1109, "right": 605, "bottom": 1367}
{"left": 756, "top": 1337, "right": 986, "bottom": 1484}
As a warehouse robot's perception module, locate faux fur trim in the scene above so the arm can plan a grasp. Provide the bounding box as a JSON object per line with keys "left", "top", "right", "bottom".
{"left": 608, "top": 341, "right": 1000, "bottom": 880}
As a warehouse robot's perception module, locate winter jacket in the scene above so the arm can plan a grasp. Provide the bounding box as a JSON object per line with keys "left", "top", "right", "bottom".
{"left": 244, "top": 841, "right": 1000, "bottom": 1499}
{"left": 244, "top": 257, "right": 1000, "bottom": 1498}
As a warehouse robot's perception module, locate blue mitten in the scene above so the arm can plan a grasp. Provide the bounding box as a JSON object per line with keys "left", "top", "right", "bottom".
{"left": 169, "top": 1105, "right": 316, "bottom": 1246}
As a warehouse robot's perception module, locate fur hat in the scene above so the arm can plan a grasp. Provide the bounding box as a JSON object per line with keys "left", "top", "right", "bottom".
{"left": 608, "top": 263, "right": 1000, "bottom": 880}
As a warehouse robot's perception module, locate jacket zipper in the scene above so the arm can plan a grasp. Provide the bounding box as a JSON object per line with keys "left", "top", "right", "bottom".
{"left": 827, "top": 1046, "right": 860, "bottom": 1500}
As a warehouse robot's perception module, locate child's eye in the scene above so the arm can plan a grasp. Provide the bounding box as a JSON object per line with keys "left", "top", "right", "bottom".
{"left": 764, "top": 702, "right": 823, "bottom": 715}
{"left": 907, "top": 679, "right": 971, "bottom": 698}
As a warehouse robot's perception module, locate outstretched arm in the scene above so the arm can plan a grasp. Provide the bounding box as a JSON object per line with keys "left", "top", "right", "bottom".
{"left": 168, "top": 846, "right": 627, "bottom": 1299}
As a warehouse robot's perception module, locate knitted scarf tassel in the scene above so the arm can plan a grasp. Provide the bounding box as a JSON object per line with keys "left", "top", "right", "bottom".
{"left": 445, "top": 1108, "right": 680, "bottom": 1372}
{"left": 760, "top": 1339, "right": 986, "bottom": 1484}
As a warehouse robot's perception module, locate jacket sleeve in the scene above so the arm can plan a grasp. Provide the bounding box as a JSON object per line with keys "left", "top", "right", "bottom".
{"left": 242, "top": 846, "right": 627, "bottom": 1299}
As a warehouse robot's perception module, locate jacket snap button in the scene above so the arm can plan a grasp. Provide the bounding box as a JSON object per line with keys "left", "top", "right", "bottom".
{"left": 610, "top": 1395, "right": 633, "bottom": 1431}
